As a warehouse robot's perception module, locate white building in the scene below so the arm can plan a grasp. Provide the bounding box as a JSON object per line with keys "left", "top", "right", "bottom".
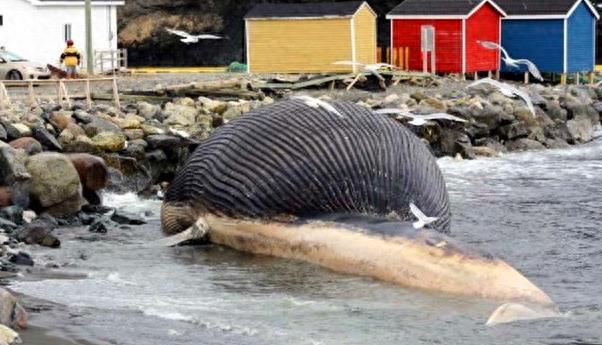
{"left": 0, "top": 0, "right": 124, "bottom": 67}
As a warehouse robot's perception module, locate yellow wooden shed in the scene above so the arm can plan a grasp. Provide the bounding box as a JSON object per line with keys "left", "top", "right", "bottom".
{"left": 244, "top": 1, "right": 377, "bottom": 74}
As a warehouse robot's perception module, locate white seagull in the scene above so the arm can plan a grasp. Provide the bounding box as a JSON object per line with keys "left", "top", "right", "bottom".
{"left": 165, "top": 28, "right": 222, "bottom": 44}
{"left": 333, "top": 61, "right": 398, "bottom": 79}
{"left": 467, "top": 78, "right": 536, "bottom": 116}
{"left": 292, "top": 96, "right": 344, "bottom": 118}
{"left": 409, "top": 203, "right": 439, "bottom": 229}
{"left": 375, "top": 108, "right": 467, "bottom": 126}
{"left": 478, "top": 41, "right": 543, "bottom": 82}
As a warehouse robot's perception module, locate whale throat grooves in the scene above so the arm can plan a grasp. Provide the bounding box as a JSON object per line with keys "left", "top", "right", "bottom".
{"left": 163, "top": 100, "right": 451, "bottom": 235}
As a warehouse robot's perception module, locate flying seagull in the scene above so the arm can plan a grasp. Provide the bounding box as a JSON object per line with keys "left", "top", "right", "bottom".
{"left": 409, "top": 203, "right": 439, "bottom": 229}
{"left": 333, "top": 61, "right": 397, "bottom": 80}
{"left": 467, "top": 78, "right": 536, "bottom": 116}
{"left": 478, "top": 41, "right": 543, "bottom": 82}
{"left": 165, "top": 28, "right": 222, "bottom": 44}
{"left": 375, "top": 108, "right": 467, "bottom": 126}
{"left": 292, "top": 96, "right": 344, "bottom": 118}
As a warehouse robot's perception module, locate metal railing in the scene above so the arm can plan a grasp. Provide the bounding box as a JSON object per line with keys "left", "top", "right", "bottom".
{"left": 94, "top": 49, "right": 128, "bottom": 75}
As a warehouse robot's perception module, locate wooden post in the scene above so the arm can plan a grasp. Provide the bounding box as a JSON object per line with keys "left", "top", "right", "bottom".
{"left": 404, "top": 47, "right": 409, "bottom": 71}
{"left": 27, "top": 80, "right": 36, "bottom": 107}
{"left": 111, "top": 50, "right": 115, "bottom": 75}
{"left": 588, "top": 72, "right": 595, "bottom": 86}
{"left": 461, "top": 73, "right": 466, "bottom": 81}
{"left": 386, "top": 47, "right": 390, "bottom": 64}
{"left": 112, "top": 77, "right": 121, "bottom": 109}
{"left": 473, "top": 71, "right": 478, "bottom": 80}
{"left": 488, "top": 71, "right": 492, "bottom": 79}
{"left": 575, "top": 72, "right": 580, "bottom": 85}
{"left": 0, "top": 82, "right": 7, "bottom": 110}
{"left": 60, "top": 80, "right": 72, "bottom": 108}
{"left": 560, "top": 73, "right": 567, "bottom": 85}
{"left": 392, "top": 48, "right": 398, "bottom": 68}
{"left": 123, "top": 49, "right": 128, "bottom": 72}
{"left": 524, "top": 71, "right": 529, "bottom": 84}
{"left": 57, "top": 80, "right": 64, "bottom": 106}
{"left": 85, "top": 79, "right": 92, "bottom": 110}
{"left": 346, "top": 73, "right": 363, "bottom": 91}
{"left": 495, "top": 70, "right": 500, "bottom": 80}
{"left": 377, "top": 47, "right": 382, "bottom": 63}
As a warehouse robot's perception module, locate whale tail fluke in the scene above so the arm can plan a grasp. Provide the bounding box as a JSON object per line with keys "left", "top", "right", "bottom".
{"left": 486, "top": 303, "right": 562, "bottom": 326}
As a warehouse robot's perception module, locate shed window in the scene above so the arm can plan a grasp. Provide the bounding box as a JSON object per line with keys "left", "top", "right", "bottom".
{"left": 64, "top": 24, "right": 72, "bottom": 42}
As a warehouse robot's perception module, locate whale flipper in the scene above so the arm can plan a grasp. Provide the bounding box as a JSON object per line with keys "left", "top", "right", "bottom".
{"left": 486, "top": 303, "right": 561, "bottom": 326}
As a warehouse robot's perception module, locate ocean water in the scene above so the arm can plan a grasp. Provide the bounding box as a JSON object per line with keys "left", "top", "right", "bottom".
{"left": 11, "top": 137, "right": 602, "bottom": 345}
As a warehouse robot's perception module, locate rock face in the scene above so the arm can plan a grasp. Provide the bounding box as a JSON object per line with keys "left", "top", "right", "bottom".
{"left": 25, "top": 153, "right": 84, "bottom": 215}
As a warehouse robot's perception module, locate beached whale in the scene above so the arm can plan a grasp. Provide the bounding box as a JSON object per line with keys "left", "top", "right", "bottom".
{"left": 160, "top": 99, "right": 556, "bottom": 321}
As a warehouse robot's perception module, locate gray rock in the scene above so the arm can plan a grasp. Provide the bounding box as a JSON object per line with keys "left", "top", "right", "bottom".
{"left": 9, "top": 252, "right": 34, "bottom": 266}
{"left": 544, "top": 138, "right": 571, "bottom": 149}
{"left": 137, "top": 101, "right": 161, "bottom": 119}
{"left": 0, "top": 206, "right": 23, "bottom": 225}
{"left": 146, "top": 134, "right": 182, "bottom": 150}
{"left": 505, "top": 138, "right": 546, "bottom": 152}
{"left": 0, "top": 287, "right": 28, "bottom": 329}
{"left": 16, "top": 225, "right": 60, "bottom": 248}
{"left": 0, "top": 124, "right": 7, "bottom": 141}
{"left": 498, "top": 122, "right": 528, "bottom": 140}
{"left": 111, "top": 210, "right": 146, "bottom": 225}
{"left": 26, "top": 152, "right": 83, "bottom": 209}
{"left": 73, "top": 109, "right": 93, "bottom": 124}
{"left": 32, "top": 126, "right": 62, "bottom": 151}
{"left": 163, "top": 103, "right": 198, "bottom": 126}
{"left": 0, "top": 147, "right": 31, "bottom": 185}
{"left": 566, "top": 117, "right": 594, "bottom": 143}
{"left": 546, "top": 101, "right": 568, "bottom": 123}
{"left": 84, "top": 118, "right": 122, "bottom": 137}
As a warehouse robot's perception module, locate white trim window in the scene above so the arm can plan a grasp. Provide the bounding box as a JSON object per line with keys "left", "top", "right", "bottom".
{"left": 64, "top": 23, "right": 72, "bottom": 42}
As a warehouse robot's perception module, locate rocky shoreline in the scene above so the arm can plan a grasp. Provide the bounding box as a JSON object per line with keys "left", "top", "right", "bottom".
{"left": 0, "top": 76, "right": 601, "bottom": 342}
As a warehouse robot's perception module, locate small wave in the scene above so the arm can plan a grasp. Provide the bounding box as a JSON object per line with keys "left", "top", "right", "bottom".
{"left": 106, "top": 272, "right": 137, "bottom": 287}
{"left": 142, "top": 307, "right": 259, "bottom": 336}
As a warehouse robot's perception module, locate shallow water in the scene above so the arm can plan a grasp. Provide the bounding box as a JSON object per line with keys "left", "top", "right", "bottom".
{"left": 11, "top": 138, "right": 602, "bottom": 345}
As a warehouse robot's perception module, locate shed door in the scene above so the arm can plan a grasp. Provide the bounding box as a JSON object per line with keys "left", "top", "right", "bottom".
{"left": 421, "top": 25, "right": 436, "bottom": 73}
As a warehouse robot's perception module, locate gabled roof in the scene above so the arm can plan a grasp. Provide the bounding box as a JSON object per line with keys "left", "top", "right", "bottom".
{"left": 387, "top": 0, "right": 506, "bottom": 18}
{"left": 496, "top": 0, "right": 599, "bottom": 19}
{"left": 245, "top": 1, "right": 373, "bottom": 20}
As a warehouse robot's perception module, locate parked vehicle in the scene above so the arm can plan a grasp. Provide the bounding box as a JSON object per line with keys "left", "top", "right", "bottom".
{"left": 0, "top": 50, "right": 51, "bottom": 80}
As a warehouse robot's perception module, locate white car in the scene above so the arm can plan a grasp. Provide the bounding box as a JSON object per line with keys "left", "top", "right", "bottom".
{"left": 0, "top": 50, "right": 51, "bottom": 80}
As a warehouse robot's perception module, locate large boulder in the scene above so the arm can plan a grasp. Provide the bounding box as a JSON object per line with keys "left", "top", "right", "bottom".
{"left": 25, "top": 153, "right": 84, "bottom": 214}
{"left": 67, "top": 153, "right": 108, "bottom": 191}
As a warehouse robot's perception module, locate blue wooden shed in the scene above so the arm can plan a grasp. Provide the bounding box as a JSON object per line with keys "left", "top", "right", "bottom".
{"left": 496, "top": 0, "right": 599, "bottom": 74}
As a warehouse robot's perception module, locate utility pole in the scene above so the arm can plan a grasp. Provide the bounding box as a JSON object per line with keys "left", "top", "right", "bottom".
{"left": 85, "top": 0, "right": 93, "bottom": 75}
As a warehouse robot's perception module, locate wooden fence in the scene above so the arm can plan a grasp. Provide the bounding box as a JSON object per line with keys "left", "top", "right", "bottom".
{"left": 0, "top": 77, "right": 121, "bottom": 111}
{"left": 378, "top": 47, "right": 410, "bottom": 70}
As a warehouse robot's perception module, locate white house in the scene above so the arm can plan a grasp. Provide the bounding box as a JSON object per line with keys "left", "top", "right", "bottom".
{"left": 0, "top": 0, "right": 124, "bottom": 67}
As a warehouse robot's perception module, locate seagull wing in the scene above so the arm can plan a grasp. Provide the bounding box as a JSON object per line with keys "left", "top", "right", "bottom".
{"left": 479, "top": 40, "right": 511, "bottom": 60}
{"left": 333, "top": 60, "right": 365, "bottom": 67}
{"left": 513, "top": 88, "right": 536, "bottom": 116}
{"left": 421, "top": 113, "right": 468, "bottom": 123}
{"left": 165, "top": 28, "right": 192, "bottom": 39}
{"left": 194, "top": 34, "right": 223, "bottom": 40}
{"left": 514, "top": 59, "right": 544, "bottom": 81}
{"left": 375, "top": 108, "right": 413, "bottom": 118}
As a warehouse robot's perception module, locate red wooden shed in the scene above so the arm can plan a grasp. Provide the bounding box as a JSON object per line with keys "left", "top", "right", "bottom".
{"left": 387, "top": 0, "right": 506, "bottom": 74}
